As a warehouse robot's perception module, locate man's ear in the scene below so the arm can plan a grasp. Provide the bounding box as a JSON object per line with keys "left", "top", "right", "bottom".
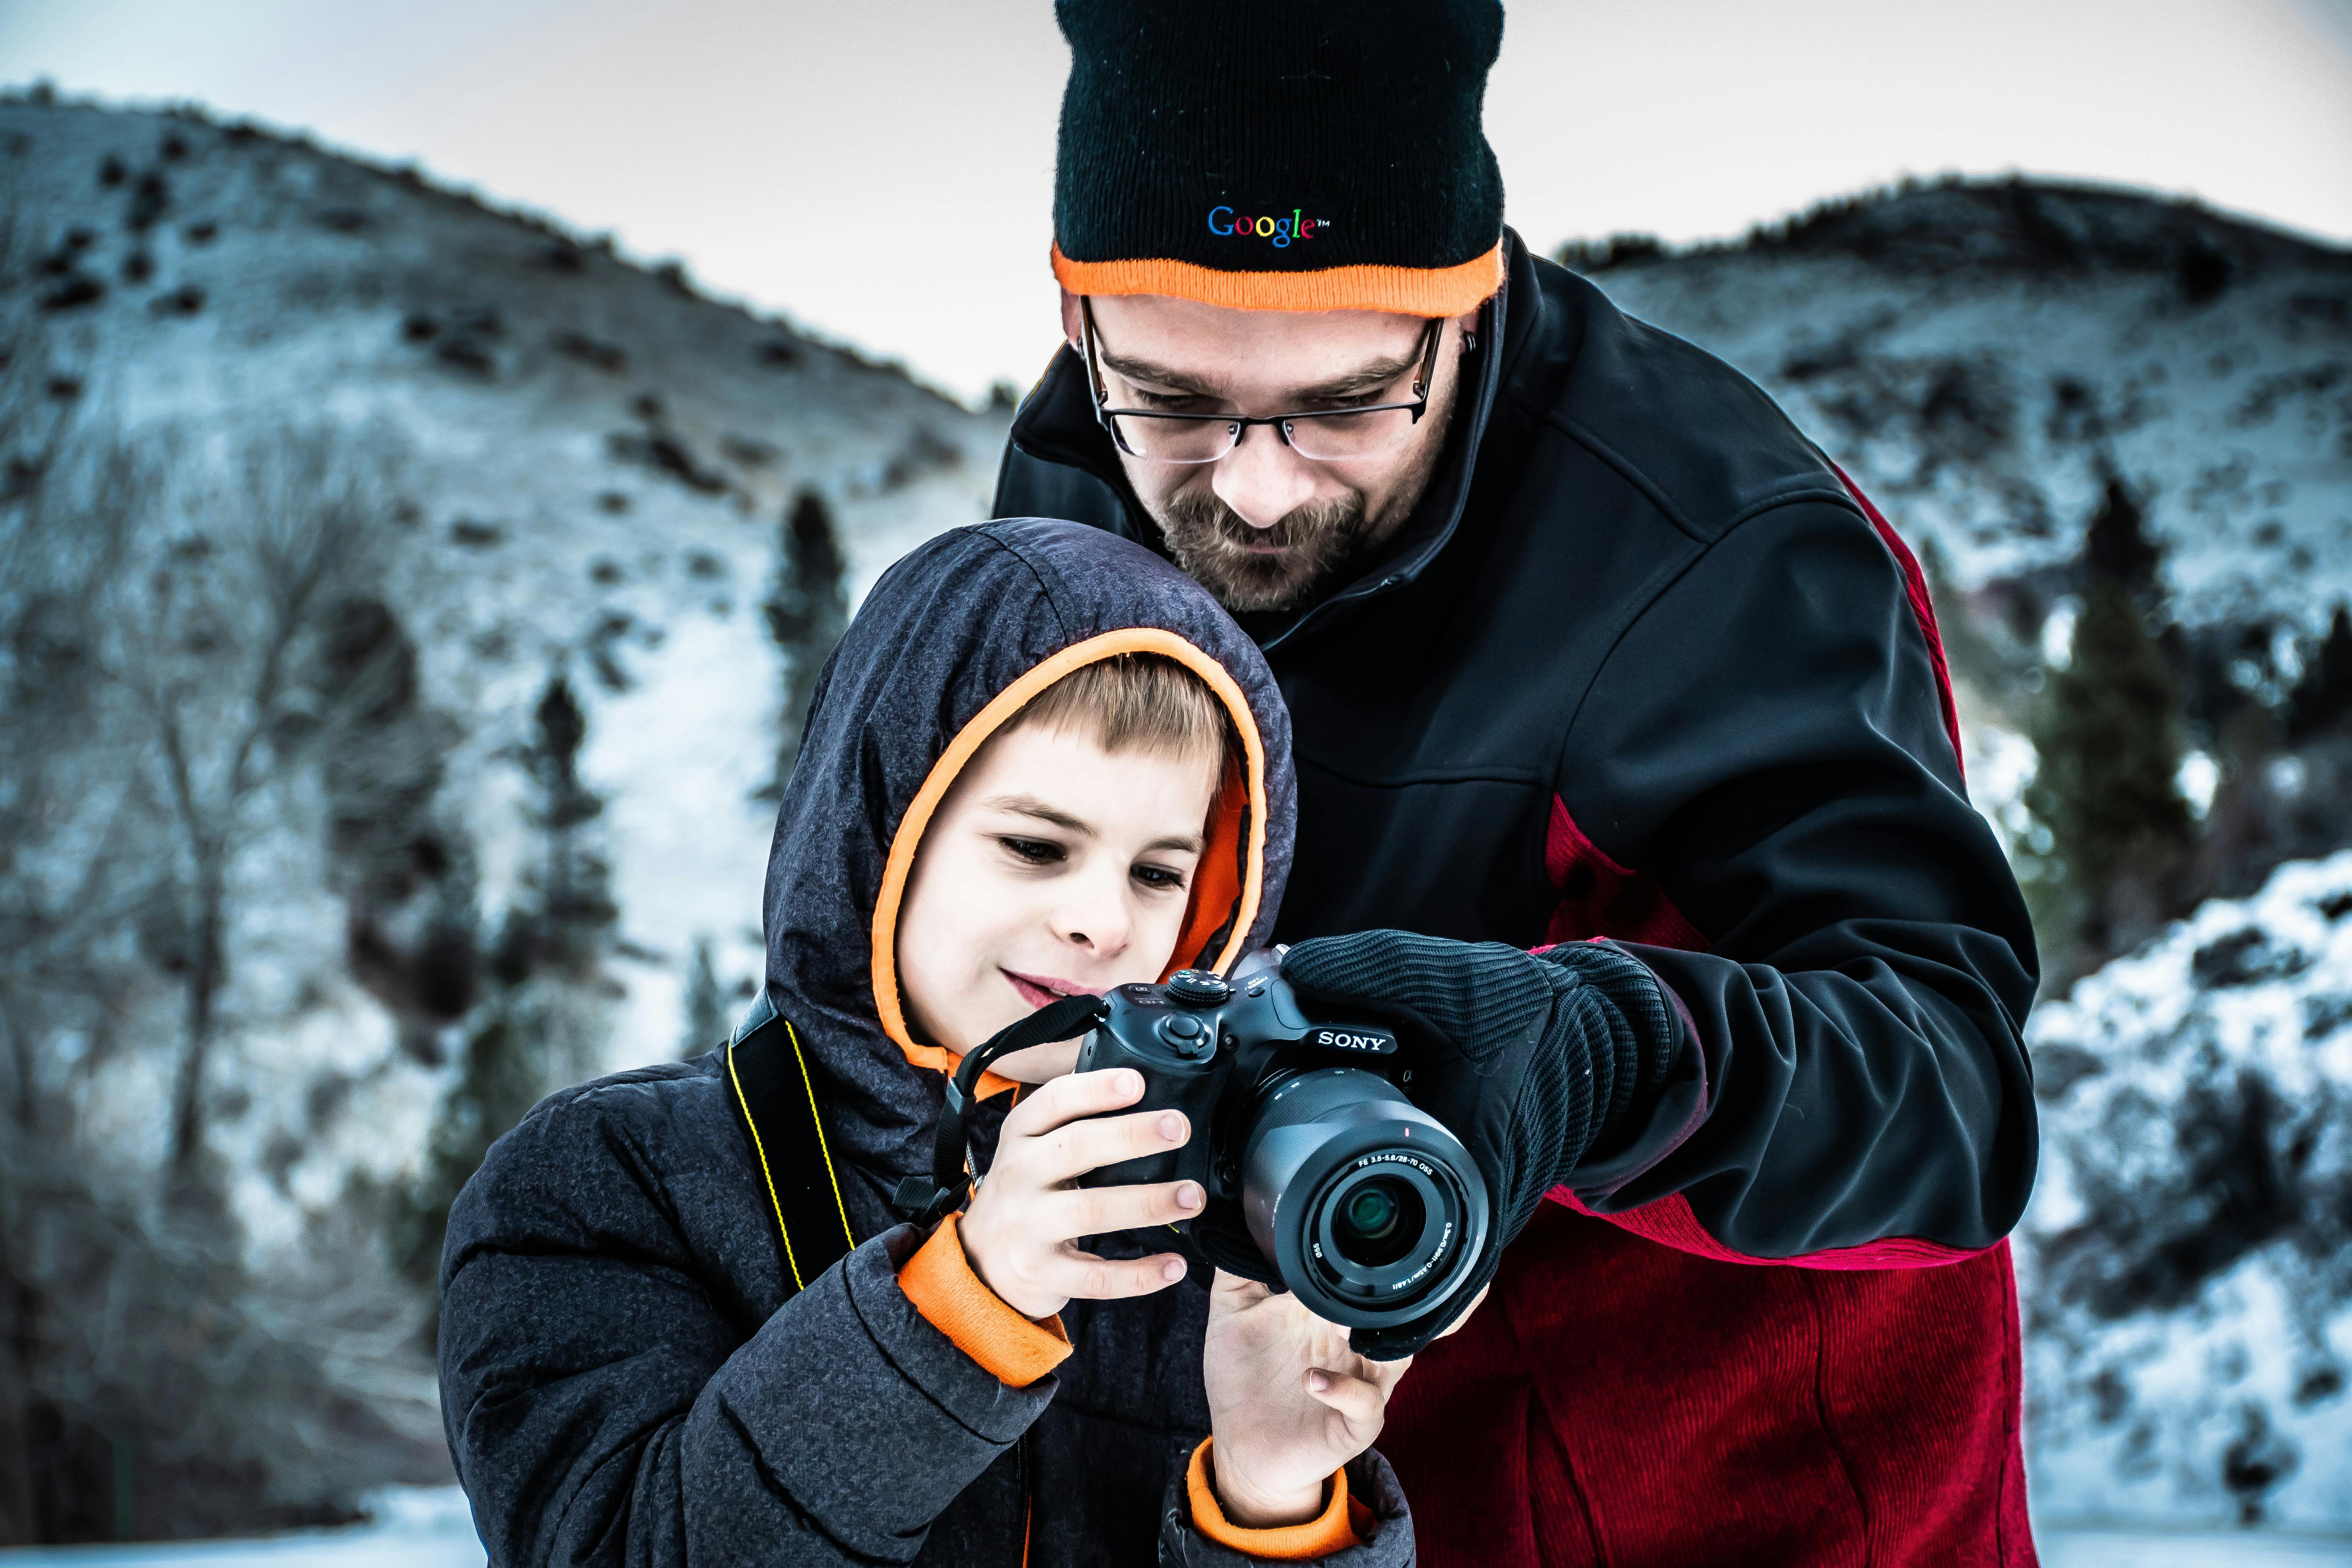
{"left": 1059, "top": 288, "right": 1084, "bottom": 354}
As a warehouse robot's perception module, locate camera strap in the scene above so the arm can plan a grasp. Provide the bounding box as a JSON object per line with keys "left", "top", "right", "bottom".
{"left": 891, "top": 992, "right": 1111, "bottom": 1226}
{"left": 724, "top": 994, "right": 858, "bottom": 1297}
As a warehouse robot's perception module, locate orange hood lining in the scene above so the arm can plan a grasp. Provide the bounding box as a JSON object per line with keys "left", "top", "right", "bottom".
{"left": 869, "top": 628, "right": 1270, "bottom": 1097}
{"left": 1051, "top": 241, "right": 1503, "bottom": 318}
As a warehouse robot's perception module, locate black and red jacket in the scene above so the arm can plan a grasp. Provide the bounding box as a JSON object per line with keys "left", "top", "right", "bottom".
{"left": 996, "top": 233, "right": 2042, "bottom": 1565}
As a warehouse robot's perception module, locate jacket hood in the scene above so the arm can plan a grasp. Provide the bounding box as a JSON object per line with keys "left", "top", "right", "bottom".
{"left": 757, "top": 517, "right": 1296, "bottom": 1197}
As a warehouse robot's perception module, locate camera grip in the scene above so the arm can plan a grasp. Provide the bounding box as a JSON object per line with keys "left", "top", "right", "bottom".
{"left": 1073, "top": 1024, "right": 1218, "bottom": 1196}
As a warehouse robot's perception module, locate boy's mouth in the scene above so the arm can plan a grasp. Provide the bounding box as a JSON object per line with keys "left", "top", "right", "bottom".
{"left": 1000, "top": 969, "right": 1105, "bottom": 1010}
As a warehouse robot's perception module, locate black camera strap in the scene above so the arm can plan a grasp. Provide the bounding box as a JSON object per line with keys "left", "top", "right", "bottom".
{"left": 891, "top": 992, "right": 1110, "bottom": 1226}
{"left": 724, "top": 996, "right": 858, "bottom": 1297}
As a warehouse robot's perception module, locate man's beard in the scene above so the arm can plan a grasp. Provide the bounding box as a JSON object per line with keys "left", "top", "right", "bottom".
{"left": 1151, "top": 488, "right": 1376, "bottom": 613}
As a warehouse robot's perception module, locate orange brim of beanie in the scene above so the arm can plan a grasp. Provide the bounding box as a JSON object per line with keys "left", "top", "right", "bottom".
{"left": 1051, "top": 241, "right": 1503, "bottom": 317}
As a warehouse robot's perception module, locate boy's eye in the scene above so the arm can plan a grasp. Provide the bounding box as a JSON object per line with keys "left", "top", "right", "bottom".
{"left": 1131, "top": 863, "right": 1187, "bottom": 892}
{"left": 999, "top": 836, "right": 1065, "bottom": 866}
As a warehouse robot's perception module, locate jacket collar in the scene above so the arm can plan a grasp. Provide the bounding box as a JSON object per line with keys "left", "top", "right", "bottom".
{"left": 1007, "top": 230, "right": 1540, "bottom": 651}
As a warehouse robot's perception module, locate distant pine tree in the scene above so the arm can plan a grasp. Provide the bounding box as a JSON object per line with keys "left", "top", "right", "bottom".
{"left": 2287, "top": 602, "right": 2352, "bottom": 743}
{"left": 681, "top": 934, "right": 730, "bottom": 1059}
{"left": 759, "top": 490, "right": 849, "bottom": 800}
{"left": 2025, "top": 476, "right": 2195, "bottom": 974}
{"left": 395, "top": 669, "right": 618, "bottom": 1318}
{"left": 520, "top": 674, "right": 618, "bottom": 950}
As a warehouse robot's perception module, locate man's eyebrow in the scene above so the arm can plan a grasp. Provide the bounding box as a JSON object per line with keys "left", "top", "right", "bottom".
{"left": 1142, "top": 832, "right": 1205, "bottom": 855}
{"left": 1101, "top": 345, "right": 1423, "bottom": 403}
{"left": 1098, "top": 348, "right": 1225, "bottom": 398}
{"left": 1284, "top": 349, "right": 1424, "bottom": 401}
{"left": 982, "top": 795, "right": 1095, "bottom": 836}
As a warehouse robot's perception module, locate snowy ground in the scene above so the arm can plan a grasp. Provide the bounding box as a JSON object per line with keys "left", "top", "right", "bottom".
{"left": 0, "top": 1489, "right": 2347, "bottom": 1567}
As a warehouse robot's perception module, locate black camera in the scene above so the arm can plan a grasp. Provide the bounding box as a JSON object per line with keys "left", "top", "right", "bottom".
{"left": 1075, "top": 959, "right": 1489, "bottom": 1332}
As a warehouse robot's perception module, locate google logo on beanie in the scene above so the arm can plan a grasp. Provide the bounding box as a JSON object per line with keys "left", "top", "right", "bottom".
{"left": 1207, "top": 207, "right": 1332, "bottom": 249}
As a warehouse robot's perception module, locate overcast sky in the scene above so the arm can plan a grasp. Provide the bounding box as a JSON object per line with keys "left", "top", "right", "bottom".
{"left": 6, "top": 0, "right": 2350, "bottom": 403}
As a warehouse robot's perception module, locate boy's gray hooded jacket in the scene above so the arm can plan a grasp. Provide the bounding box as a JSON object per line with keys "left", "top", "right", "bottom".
{"left": 438, "top": 519, "right": 1414, "bottom": 1565}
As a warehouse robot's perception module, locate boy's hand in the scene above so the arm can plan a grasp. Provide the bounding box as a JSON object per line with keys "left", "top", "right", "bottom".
{"left": 1203, "top": 1273, "right": 1491, "bottom": 1527}
{"left": 1201, "top": 1271, "right": 1410, "bottom": 1527}
{"left": 959, "top": 1067, "right": 1201, "bottom": 1320}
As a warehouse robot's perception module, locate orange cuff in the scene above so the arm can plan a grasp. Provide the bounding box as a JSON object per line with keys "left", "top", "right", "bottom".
{"left": 1186, "top": 1438, "right": 1360, "bottom": 1560}
{"left": 896, "top": 1213, "right": 1071, "bottom": 1388}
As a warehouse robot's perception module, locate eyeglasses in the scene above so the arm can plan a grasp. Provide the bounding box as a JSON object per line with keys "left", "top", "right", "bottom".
{"left": 1079, "top": 296, "right": 1443, "bottom": 466}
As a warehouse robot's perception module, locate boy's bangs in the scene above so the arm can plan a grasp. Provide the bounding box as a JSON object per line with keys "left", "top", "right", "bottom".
{"left": 868, "top": 629, "right": 1268, "bottom": 1094}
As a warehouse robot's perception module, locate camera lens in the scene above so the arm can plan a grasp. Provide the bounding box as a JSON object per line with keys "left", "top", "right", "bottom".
{"left": 1332, "top": 1176, "right": 1421, "bottom": 1268}
{"left": 1236, "top": 1067, "right": 1488, "bottom": 1329}
{"left": 1344, "top": 1182, "right": 1401, "bottom": 1241}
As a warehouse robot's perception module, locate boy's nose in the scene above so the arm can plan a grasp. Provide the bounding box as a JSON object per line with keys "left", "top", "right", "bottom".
{"left": 1211, "top": 423, "right": 1320, "bottom": 529}
{"left": 1055, "top": 877, "right": 1132, "bottom": 958}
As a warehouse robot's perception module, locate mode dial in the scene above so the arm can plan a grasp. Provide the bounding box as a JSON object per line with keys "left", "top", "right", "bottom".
{"left": 1165, "top": 969, "right": 1232, "bottom": 1008}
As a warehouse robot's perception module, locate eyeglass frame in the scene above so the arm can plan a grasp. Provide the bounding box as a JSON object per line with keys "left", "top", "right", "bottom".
{"left": 1078, "top": 295, "right": 1446, "bottom": 465}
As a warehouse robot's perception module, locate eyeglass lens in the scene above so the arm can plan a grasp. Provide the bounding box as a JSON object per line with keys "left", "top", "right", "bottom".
{"left": 1110, "top": 405, "right": 1420, "bottom": 465}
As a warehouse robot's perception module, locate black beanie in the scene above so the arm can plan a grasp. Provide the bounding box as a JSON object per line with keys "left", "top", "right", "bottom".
{"left": 1051, "top": 0, "right": 1506, "bottom": 316}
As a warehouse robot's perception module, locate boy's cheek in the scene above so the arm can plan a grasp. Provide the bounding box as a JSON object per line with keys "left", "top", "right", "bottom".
{"left": 989, "top": 1039, "right": 1085, "bottom": 1083}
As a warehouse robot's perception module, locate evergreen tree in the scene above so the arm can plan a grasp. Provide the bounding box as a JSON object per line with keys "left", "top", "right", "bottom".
{"left": 520, "top": 674, "right": 618, "bottom": 953}
{"left": 2287, "top": 603, "right": 2352, "bottom": 743}
{"left": 2025, "top": 475, "right": 2195, "bottom": 974}
{"left": 681, "top": 934, "right": 730, "bottom": 1059}
{"left": 396, "top": 670, "right": 617, "bottom": 1313}
{"left": 759, "top": 490, "right": 849, "bottom": 800}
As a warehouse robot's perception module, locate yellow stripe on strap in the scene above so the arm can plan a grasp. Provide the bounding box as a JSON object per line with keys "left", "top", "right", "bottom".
{"left": 783, "top": 1018, "right": 855, "bottom": 1256}
{"left": 728, "top": 1039, "right": 804, "bottom": 1293}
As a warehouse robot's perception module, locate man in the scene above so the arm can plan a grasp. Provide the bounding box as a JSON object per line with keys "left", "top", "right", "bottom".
{"left": 994, "top": 3, "right": 2042, "bottom": 1563}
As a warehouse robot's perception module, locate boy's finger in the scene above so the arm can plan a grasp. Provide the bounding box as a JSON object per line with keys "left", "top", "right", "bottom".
{"left": 1050, "top": 1178, "right": 1203, "bottom": 1240}
{"left": 1003, "top": 1067, "right": 1146, "bottom": 1138}
{"left": 1032, "top": 1106, "right": 1190, "bottom": 1182}
{"left": 1303, "top": 1367, "right": 1390, "bottom": 1445}
{"left": 1045, "top": 1248, "right": 1190, "bottom": 1301}
{"left": 1210, "top": 1268, "right": 1272, "bottom": 1310}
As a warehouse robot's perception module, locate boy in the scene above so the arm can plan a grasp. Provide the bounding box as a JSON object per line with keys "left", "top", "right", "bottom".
{"left": 438, "top": 519, "right": 1413, "bottom": 1565}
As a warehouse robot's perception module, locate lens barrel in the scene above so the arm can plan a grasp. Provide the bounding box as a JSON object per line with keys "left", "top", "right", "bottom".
{"left": 1238, "top": 1068, "right": 1488, "bottom": 1328}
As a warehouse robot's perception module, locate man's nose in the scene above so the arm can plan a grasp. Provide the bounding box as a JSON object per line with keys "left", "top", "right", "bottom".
{"left": 1211, "top": 423, "right": 1320, "bottom": 530}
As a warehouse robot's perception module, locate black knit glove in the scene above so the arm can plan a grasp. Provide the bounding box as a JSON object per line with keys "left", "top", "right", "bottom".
{"left": 1282, "top": 932, "right": 1680, "bottom": 1254}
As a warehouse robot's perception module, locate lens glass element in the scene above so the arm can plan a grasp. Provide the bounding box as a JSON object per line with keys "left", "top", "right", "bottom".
{"left": 1331, "top": 1174, "right": 1424, "bottom": 1268}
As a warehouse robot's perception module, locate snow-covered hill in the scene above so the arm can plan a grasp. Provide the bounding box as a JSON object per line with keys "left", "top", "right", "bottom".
{"left": 1575, "top": 179, "right": 2352, "bottom": 631}
{"left": 2, "top": 94, "right": 1011, "bottom": 1249}
{"left": 2, "top": 95, "right": 1018, "bottom": 1531}
{"left": 2023, "top": 851, "right": 2352, "bottom": 1528}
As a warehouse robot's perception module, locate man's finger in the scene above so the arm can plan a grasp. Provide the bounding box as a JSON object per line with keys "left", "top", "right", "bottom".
{"left": 1047, "top": 1178, "right": 1203, "bottom": 1240}
{"left": 1002, "top": 1067, "right": 1146, "bottom": 1138}
{"left": 1043, "top": 1247, "right": 1190, "bottom": 1302}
